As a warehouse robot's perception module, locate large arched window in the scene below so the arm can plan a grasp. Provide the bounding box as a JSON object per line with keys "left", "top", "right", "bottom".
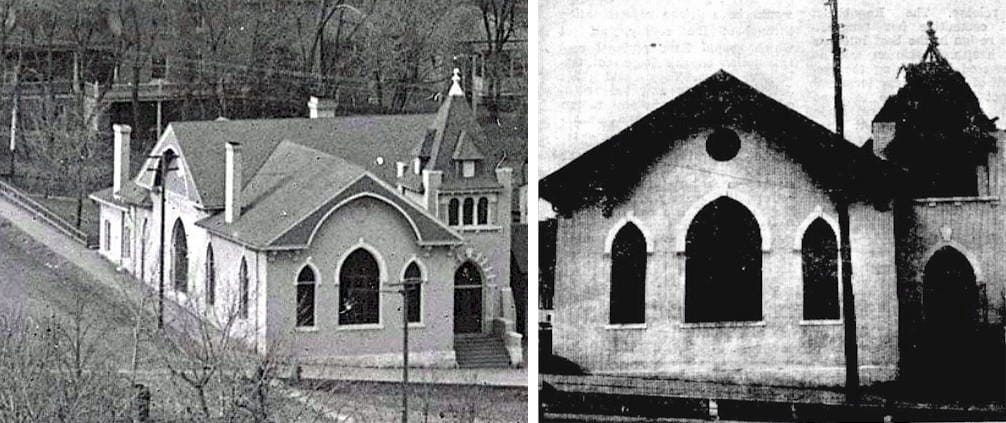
{"left": 685, "top": 197, "right": 762, "bottom": 322}
{"left": 404, "top": 262, "right": 423, "bottom": 323}
{"left": 205, "top": 244, "right": 216, "bottom": 306}
{"left": 238, "top": 258, "right": 249, "bottom": 319}
{"left": 462, "top": 198, "right": 475, "bottom": 225}
{"left": 609, "top": 223, "right": 646, "bottom": 324}
{"left": 477, "top": 197, "right": 489, "bottom": 225}
{"left": 339, "top": 249, "right": 380, "bottom": 325}
{"left": 448, "top": 199, "right": 460, "bottom": 226}
{"left": 802, "top": 218, "right": 839, "bottom": 320}
{"left": 171, "top": 219, "right": 188, "bottom": 293}
{"left": 296, "top": 266, "right": 316, "bottom": 327}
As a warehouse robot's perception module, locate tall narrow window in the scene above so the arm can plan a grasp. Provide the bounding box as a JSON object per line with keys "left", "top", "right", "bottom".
{"left": 685, "top": 197, "right": 762, "bottom": 322}
{"left": 296, "top": 266, "right": 316, "bottom": 327}
{"left": 103, "top": 220, "right": 111, "bottom": 251}
{"left": 477, "top": 197, "right": 489, "bottom": 225}
{"left": 404, "top": 262, "right": 422, "bottom": 323}
{"left": 238, "top": 258, "right": 249, "bottom": 319}
{"left": 448, "top": 199, "right": 460, "bottom": 226}
{"left": 339, "top": 249, "right": 380, "bottom": 325}
{"left": 802, "top": 219, "right": 839, "bottom": 320}
{"left": 122, "top": 224, "right": 131, "bottom": 258}
{"left": 171, "top": 219, "right": 188, "bottom": 293}
{"left": 609, "top": 223, "right": 646, "bottom": 324}
{"left": 205, "top": 245, "right": 216, "bottom": 306}
{"left": 463, "top": 198, "right": 474, "bottom": 225}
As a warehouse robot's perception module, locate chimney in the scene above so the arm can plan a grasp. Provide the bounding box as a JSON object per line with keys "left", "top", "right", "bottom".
{"left": 308, "top": 96, "right": 337, "bottom": 119}
{"left": 112, "top": 124, "right": 131, "bottom": 196}
{"left": 396, "top": 161, "right": 407, "bottom": 178}
{"left": 225, "top": 142, "right": 242, "bottom": 223}
{"left": 872, "top": 121, "right": 896, "bottom": 158}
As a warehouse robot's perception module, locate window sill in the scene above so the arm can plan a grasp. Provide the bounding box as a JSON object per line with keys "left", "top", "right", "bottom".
{"left": 799, "top": 319, "right": 842, "bottom": 326}
{"left": 605, "top": 323, "right": 647, "bottom": 330}
{"left": 336, "top": 323, "right": 384, "bottom": 331}
{"left": 408, "top": 322, "right": 425, "bottom": 329}
{"left": 679, "top": 321, "right": 766, "bottom": 329}
{"left": 294, "top": 326, "right": 319, "bottom": 333}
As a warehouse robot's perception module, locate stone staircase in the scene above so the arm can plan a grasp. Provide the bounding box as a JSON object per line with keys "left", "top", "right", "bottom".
{"left": 454, "top": 335, "right": 512, "bottom": 368}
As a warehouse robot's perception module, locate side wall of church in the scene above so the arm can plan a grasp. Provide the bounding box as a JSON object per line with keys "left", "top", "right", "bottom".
{"left": 553, "top": 126, "right": 899, "bottom": 386}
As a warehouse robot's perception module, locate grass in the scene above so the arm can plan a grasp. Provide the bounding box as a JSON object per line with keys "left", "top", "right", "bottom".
{"left": 30, "top": 194, "right": 100, "bottom": 238}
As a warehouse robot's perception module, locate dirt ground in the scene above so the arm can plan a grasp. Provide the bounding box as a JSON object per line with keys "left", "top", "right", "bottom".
{"left": 303, "top": 379, "right": 529, "bottom": 422}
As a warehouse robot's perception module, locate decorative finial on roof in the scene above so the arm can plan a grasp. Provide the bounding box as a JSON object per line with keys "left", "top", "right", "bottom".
{"left": 921, "top": 20, "right": 947, "bottom": 65}
{"left": 448, "top": 68, "right": 464, "bottom": 97}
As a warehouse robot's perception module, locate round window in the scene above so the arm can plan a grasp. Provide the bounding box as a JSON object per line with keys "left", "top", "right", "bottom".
{"left": 705, "top": 128, "right": 741, "bottom": 161}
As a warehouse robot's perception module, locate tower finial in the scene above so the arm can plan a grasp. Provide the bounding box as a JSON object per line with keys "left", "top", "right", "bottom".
{"left": 921, "top": 20, "right": 946, "bottom": 65}
{"left": 449, "top": 68, "right": 464, "bottom": 97}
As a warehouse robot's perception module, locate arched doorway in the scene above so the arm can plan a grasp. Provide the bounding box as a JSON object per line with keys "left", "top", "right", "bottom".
{"left": 454, "top": 262, "right": 483, "bottom": 334}
{"left": 922, "top": 247, "right": 980, "bottom": 391}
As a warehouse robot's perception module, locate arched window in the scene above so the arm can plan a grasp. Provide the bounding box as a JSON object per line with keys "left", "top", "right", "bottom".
{"left": 404, "top": 262, "right": 422, "bottom": 323}
{"left": 205, "top": 245, "right": 216, "bottom": 306}
{"left": 685, "top": 197, "right": 762, "bottom": 322}
{"left": 609, "top": 223, "right": 647, "bottom": 324}
{"left": 296, "top": 266, "right": 316, "bottom": 327}
{"left": 339, "top": 249, "right": 380, "bottom": 325}
{"left": 802, "top": 219, "right": 839, "bottom": 320}
{"left": 238, "top": 258, "right": 249, "bottom": 319}
{"left": 477, "top": 197, "right": 489, "bottom": 225}
{"left": 171, "top": 219, "right": 188, "bottom": 293}
{"left": 462, "top": 198, "right": 474, "bottom": 225}
{"left": 448, "top": 199, "right": 460, "bottom": 226}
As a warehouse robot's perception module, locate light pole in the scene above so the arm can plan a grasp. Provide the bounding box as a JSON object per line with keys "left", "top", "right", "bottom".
{"left": 146, "top": 150, "right": 177, "bottom": 329}
{"left": 383, "top": 278, "right": 422, "bottom": 423}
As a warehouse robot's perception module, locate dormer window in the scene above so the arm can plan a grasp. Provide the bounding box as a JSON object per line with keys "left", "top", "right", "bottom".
{"left": 462, "top": 160, "right": 476, "bottom": 178}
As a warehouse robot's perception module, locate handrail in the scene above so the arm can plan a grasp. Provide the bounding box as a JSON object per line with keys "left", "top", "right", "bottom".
{"left": 0, "top": 179, "right": 97, "bottom": 248}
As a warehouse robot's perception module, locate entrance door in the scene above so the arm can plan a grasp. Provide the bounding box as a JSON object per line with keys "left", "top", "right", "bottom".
{"left": 454, "top": 262, "right": 483, "bottom": 334}
{"left": 922, "top": 247, "right": 979, "bottom": 390}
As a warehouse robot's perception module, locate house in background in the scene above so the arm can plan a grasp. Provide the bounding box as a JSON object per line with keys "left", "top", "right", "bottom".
{"left": 539, "top": 27, "right": 1005, "bottom": 398}
{"left": 90, "top": 71, "right": 525, "bottom": 368}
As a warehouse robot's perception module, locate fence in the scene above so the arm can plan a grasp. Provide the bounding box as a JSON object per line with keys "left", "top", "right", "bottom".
{"left": 0, "top": 178, "right": 98, "bottom": 248}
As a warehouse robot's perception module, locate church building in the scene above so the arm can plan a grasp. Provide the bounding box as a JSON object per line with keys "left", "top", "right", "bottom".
{"left": 540, "top": 27, "right": 1005, "bottom": 395}
{"left": 90, "top": 71, "right": 524, "bottom": 368}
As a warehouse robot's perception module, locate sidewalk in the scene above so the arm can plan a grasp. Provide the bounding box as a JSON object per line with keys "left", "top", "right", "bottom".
{"left": 302, "top": 364, "right": 527, "bottom": 387}
{"left": 0, "top": 195, "right": 528, "bottom": 389}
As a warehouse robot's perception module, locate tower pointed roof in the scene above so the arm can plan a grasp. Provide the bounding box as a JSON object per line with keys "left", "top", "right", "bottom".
{"left": 407, "top": 68, "right": 502, "bottom": 190}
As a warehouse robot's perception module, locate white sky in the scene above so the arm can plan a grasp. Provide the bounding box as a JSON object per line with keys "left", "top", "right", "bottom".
{"left": 538, "top": 0, "right": 1006, "bottom": 180}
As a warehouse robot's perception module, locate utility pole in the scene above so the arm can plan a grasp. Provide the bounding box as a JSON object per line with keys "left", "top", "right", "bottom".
{"left": 382, "top": 278, "right": 421, "bottom": 423}
{"left": 828, "top": 0, "right": 859, "bottom": 400}
{"left": 402, "top": 283, "right": 410, "bottom": 423}
{"left": 147, "top": 150, "right": 177, "bottom": 329}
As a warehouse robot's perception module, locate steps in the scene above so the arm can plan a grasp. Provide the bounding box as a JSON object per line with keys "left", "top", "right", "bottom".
{"left": 454, "top": 335, "right": 511, "bottom": 368}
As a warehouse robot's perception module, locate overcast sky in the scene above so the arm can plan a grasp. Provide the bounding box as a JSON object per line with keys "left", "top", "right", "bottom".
{"left": 538, "top": 0, "right": 1006, "bottom": 181}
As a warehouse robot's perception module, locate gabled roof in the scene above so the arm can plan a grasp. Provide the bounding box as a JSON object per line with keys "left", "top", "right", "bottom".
{"left": 540, "top": 70, "right": 903, "bottom": 214}
{"left": 139, "top": 115, "right": 435, "bottom": 209}
{"left": 197, "top": 141, "right": 462, "bottom": 249}
{"left": 452, "top": 130, "right": 486, "bottom": 160}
